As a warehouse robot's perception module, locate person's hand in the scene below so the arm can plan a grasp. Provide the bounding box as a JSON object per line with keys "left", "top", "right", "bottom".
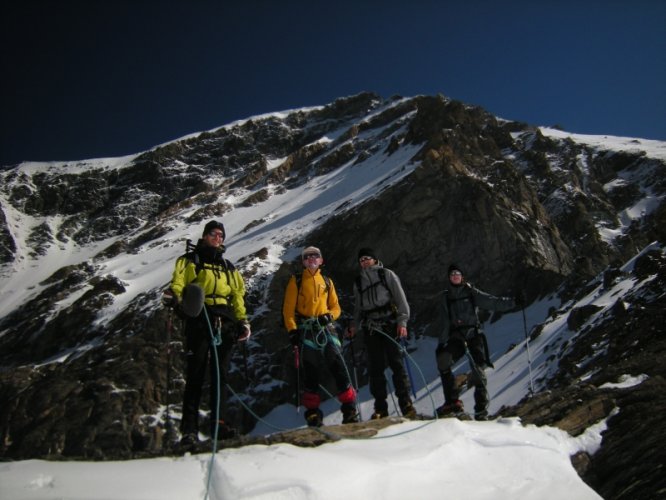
{"left": 237, "top": 321, "right": 251, "bottom": 342}
{"left": 289, "top": 329, "right": 301, "bottom": 347}
{"left": 346, "top": 325, "right": 356, "bottom": 339}
{"left": 515, "top": 291, "right": 526, "bottom": 307}
{"left": 318, "top": 313, "right": 333, "bottom": 325}
{"left": 161, "top": 290, "right": 179, "bottom": 308}
{"left": 397, "top": 325, "right": 408, "bottom": 339}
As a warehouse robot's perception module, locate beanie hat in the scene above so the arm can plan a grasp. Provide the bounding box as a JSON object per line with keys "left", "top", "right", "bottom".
{"left": 302, "top": 246, "right": 322, "bottom": 258}
{"left": 203, "top": 220, "right": 226, "bottom": 239}
{"left": 358, "top": 247, "right": 378, "bottom": 261}
{"left": 448, "top": 263, "right": 464, "bottom": 275}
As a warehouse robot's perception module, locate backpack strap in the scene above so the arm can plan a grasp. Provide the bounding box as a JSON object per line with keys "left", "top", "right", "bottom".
{"left": 182, "top": 239, "right": 237, "bottom": 303}
{"left": 295, "top": 272, "right": 331, "bottom": 294}
{"left": 355, "top": 267, "right": 391, "bottom": 308}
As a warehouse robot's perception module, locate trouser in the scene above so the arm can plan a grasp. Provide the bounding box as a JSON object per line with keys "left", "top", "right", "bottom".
{"left": 364, "top": 320, "right": 411, "bottom": 414}
{"left": 180, "top": 313, "right": 235, "bottom": 435}
{"left": 436, "top": 331, "right": 489, "bottom": 414}
{"left": 300, "top": 329, "right": 354, "bottom": 409}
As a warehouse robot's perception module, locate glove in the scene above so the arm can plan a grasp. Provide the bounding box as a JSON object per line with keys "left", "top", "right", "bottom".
{"left": 318, "top": 313, "right": 333, "bottom": 325}
{"left": 289, "top": 329, "right": 301, "bottom": 347}
{"left": 237, "top": 321, "right": 251, "bottom": 342}
{"left": 345, "top": 325, "right": 356, "bottom": 339}
{"left": 161, "top": 289, "right": 179, "bottom": 308}
{"left": 515, "top": 291, "right": 525, "bottom": 307}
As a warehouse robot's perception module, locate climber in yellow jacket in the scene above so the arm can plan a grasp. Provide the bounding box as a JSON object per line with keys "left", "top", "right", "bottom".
{"left": 282, "top": 246, "right": 357, "bottom": 427}
{"left": 163, "top": 220, "right": 250, "bottom": 448}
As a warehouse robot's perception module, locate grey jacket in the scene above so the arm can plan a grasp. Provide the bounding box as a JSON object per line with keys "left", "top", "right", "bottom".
{"left": 439, "top": 282, "right": 514, "bottom": 344}
{"left": 353, "top": 263, "right": 410, "bottom": 328}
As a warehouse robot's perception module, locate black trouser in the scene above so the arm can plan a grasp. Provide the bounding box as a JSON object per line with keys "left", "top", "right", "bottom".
{"left": 364, "top": 320, "right": 411, "bottom": 414}
{"left": 436, "top": 330, "right": 488, "bottom": 414}
{"left": 300, "top": 332, "right": 351, "bottom": 396}
{"left": 180, "top": 312, "right": 235, "bottom": 435}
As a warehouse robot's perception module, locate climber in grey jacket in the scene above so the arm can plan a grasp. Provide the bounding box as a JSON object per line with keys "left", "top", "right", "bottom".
{"left": 348, "top": 247, "right": 415, "bottom": 420}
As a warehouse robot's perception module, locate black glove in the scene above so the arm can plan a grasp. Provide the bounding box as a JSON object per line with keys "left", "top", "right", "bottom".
{"left": 289, "top": 329, "right": 301, "bottom": 347}
{"left": 318, "top": 313, "right": 333, "bottom": 325}
{"left": 161, "top": 289, "right": 179, "bottom": 308}
{"left": 515, "top": 291, "right": 525, "bottom": 307}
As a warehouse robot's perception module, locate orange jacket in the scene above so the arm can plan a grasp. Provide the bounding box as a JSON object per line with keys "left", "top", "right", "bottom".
{"left": 282, "top": 269, "right": 341, "bottom": 332}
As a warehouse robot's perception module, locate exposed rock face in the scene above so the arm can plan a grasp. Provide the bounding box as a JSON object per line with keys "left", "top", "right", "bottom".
{"left": 498, "top": 250, "right": 666, "bottom": 500}
{"left": 0, "top": 92, "right": 664, "bottom": 499}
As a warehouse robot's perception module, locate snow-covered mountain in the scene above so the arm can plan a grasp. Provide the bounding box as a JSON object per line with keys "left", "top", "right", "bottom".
{"left": 1, "top": 92, "right": 664, "bottom": 498}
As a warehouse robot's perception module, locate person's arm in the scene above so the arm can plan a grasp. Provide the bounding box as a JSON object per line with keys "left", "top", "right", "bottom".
{"left": 473, "top": 287, "right": 515, "bottom": 312}
{"left": 326, "top": 280, "right": 342, "bottom": 321}
{"left": 386, "top": 270, "right": 410, "bottom": 328}
{"left": 229, "top": 268, "right": 247, "bottom": 321}
{"left": 282, "top": 276, "right": 299, "bottom": 332}
{"left": 169, "top": 257, "right": 185, "bottom": 297}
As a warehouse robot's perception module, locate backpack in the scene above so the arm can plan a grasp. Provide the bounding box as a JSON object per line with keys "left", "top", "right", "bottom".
{"left": 355, "top": 267, "right": 390, "bottom": 307}
{"left": 181, "top": 239, "right": 238, "bottom": 305}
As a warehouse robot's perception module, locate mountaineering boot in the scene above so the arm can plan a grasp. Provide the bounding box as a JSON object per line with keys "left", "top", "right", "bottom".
{"left": 370, "top": 409, "right": 389, "bottom": 420}
{"left": 474, "top": 412, "right": 489, "bottom": 421}
{"left": 400, "top": 401, "right": 417, "bottom": 420}
{"left": 179, "top": 432, "right": 198, "bottom": 449}
{"left": 305, "top": 408, "right": 324, "bottom": 427}
{"left": 341, "top": 403, "right": 359, "bottom": 424}
{"left": 436, "top": 399, "right": 464, "bottom": 417}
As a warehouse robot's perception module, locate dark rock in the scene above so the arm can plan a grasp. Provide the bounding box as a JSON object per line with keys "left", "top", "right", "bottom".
{"left": 567, "top": 304, "right": 604, "bottom": 331}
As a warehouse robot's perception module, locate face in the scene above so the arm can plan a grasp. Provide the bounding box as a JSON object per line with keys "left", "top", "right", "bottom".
{"left": 204, "top": 229, "right": 225, "bottom": 248}
{"left": 358, "top": 256, "right": 376, "bottom": 269}
{"left": 302, "top": 252, "right": 322, "bottom": 270}
{"left": 449, "top": 270, "right": 463, "bottom": 285}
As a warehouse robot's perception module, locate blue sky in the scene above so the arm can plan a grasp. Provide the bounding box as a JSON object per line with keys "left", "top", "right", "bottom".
{"left": 2, "top": 0, "right": 665, "bottom": 165}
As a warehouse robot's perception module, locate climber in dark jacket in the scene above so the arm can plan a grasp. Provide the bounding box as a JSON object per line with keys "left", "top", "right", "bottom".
{"left": 436, "top": 263, "right": 515, "bottom": 420}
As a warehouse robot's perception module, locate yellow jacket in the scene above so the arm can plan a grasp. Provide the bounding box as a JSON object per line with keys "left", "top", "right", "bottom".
{"left": 282, "top": 269, "right": 341, "bottom": 332}
{"left": 170, "top": 247, "right": 247, "bottom": 321}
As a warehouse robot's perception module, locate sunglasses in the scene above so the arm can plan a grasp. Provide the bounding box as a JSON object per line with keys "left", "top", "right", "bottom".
{"left": 449, "top": 271, "right": 462, "bottom": 277}
{"left": 303, "top": 253, "right": 321, "bottom": 260}
{"left": 208, "top": 231, "right": 224, "bottom": 238}
{"left": 359, "top": 256, "right": 374, "bottom": 263}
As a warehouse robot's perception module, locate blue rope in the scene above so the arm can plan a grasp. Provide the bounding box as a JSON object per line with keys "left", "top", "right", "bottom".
{"left": 401, "top": 338, "right": 417, "bottom": 398}
{"left": 205, "top": 320, "right": 443, "bottom": 449}
{"left": 369, "top": 326, "right": 439, "bottom": 419}
{"left": 202, "top": 306, "right": 221, "bottom": 500}
{"left": 299, "top": 318, "right": 356, "bottom": 404}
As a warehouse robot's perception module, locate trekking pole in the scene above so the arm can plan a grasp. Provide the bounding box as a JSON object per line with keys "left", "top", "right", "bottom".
{"left": 462, "top": 341, "right": 487, "bottom": 392}
{"left": 164, "top": 308, "right": 173, "bottom": 449}
{"left": 400, "top": 337, "right": 417, "bottom": 399}
{"left": 242, "top": 342, "right": 250, "bottom": 383}
{"left": 293, "top": 345, "right": 301, "bottom": 413}
{"left": 347, "top": 336, "right": 362, "bottom": 420}
{"left": 521, "top": 305, "right": 535, "bottom": 395}
{"left": 386, "top": 377, "right": 399, "bottom": 416}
